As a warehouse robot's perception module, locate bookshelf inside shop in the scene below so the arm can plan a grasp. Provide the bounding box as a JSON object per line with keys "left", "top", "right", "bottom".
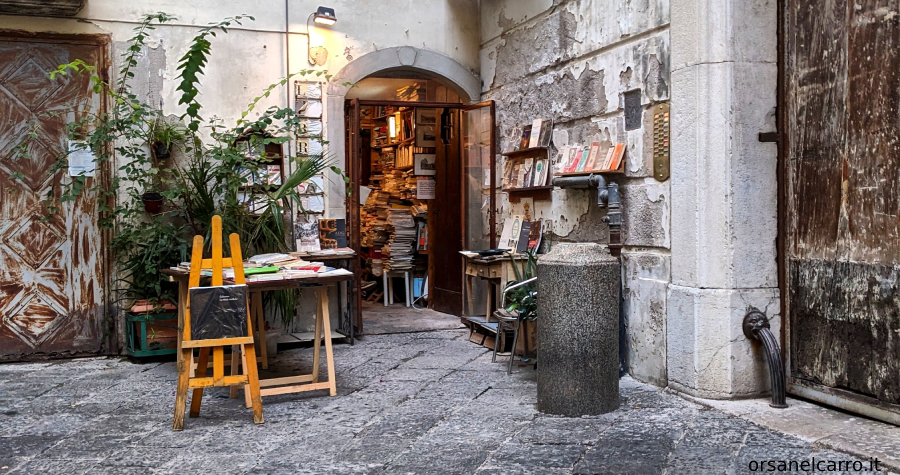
{"left": 359, "top": 102, "right": 435, "bottom": 291}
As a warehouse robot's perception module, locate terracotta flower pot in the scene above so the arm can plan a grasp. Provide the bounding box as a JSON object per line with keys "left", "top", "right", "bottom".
{"left": 141, "top": 192, "right": 164, "bottom": 214}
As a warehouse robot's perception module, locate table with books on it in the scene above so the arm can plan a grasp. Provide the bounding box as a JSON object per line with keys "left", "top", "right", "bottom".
{"left": 461, "top": 215, "right": 542, "bottom": 342}
{"left": 162, "top": 248, "right": 356, "bottom": 400}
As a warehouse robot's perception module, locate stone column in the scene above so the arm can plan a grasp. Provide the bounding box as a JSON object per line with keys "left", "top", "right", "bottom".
{"left": 668, "top": 0, "right": 780, "bottom": 398}
{"left": 537, "top": 243, "right": 620, "bottom": 415}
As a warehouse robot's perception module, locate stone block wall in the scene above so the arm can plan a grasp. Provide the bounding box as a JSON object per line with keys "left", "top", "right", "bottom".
{"left": 480, "top": 0, "right": 671, "bottom": 385}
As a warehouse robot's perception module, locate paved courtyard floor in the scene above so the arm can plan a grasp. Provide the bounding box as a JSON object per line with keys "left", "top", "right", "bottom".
{"left": 1, "top": 317, "right": 895, "bottom": 474}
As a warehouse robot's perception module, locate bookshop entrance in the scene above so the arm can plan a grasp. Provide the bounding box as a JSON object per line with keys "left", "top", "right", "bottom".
{"left": 344, "top": 79, "right": 495, "bottom": 334}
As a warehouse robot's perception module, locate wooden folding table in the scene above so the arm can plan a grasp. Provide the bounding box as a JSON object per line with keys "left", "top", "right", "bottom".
{"left": 163, "top": 269, "right": 353, "bottom": 400}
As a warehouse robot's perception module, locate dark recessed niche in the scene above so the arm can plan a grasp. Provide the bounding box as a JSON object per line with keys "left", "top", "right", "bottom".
{"left": 624, "top": 89, "right": 642, "bottom": 131}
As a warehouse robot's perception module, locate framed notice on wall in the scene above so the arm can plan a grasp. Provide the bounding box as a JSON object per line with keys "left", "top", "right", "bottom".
{"left": 414, "top": 153, "right": 436, "bottom": 175}
{"left": 416, "top": 125, "right": 436, "bottom": 147}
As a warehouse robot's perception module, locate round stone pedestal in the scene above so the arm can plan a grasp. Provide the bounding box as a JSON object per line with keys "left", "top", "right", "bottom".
{"left": 536, "top": 243, "right": 620, "bottom": 416}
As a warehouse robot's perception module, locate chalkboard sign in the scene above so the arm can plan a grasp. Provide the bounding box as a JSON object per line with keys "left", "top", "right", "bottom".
{"left": 189, "top": 284, "right": 248, "bottom": 340}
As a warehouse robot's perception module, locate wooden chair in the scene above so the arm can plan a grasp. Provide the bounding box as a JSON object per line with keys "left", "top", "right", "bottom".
{"left": 173, "top": 215, "right": 263, "bottom": 430}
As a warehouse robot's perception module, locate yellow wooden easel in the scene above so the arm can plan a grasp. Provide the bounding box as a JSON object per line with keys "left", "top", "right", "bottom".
{"left": 173, "top": 215, "right": 263, "bottom": 430}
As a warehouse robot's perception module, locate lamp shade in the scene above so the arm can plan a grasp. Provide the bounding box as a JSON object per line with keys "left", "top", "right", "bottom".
{"left": 313, "top": 6, "right": 336, "bottom": 25}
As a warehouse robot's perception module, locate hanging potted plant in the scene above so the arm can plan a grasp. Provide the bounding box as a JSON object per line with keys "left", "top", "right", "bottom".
{"left": 148, "top": 117, "right": 187, "bottom": 162}
{"left": 141, "top": 190, "right": 164, "bottom": 213}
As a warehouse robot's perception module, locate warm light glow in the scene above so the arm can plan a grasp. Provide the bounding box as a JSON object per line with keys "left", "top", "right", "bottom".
{"left": 314, "top": 16, "right": 336, "bottom": 25}
{"left": 388, "top": 116, "right": 397, "bottom": 138}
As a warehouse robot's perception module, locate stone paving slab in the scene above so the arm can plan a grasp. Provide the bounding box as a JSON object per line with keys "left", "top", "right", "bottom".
{"left": 0, "top": 326, "right": 896, "bottom": 475}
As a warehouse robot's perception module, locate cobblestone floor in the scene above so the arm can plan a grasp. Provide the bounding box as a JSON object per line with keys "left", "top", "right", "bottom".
{"left": 0, "top": 326, "right": 893, "bottom": 474}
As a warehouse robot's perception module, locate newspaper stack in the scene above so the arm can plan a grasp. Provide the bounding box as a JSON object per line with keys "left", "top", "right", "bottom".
{"left": 383, "top": 208, "right": 416, "bottom": 271}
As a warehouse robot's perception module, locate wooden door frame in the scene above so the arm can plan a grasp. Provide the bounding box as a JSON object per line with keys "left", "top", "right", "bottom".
{"left": 0, "top": 30, "right": 115, "bottom": 357}
{"left": 344, "top": 99, "right": 496, "bottom": 320}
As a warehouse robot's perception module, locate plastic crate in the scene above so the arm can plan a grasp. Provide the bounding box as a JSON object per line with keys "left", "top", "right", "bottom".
{"left": 125, "top": 311, "right": 178, "bottom": 357}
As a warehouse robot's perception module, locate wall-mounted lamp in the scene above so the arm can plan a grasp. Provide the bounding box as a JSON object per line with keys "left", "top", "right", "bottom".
{"left": 313, "top": 6, "right": 337, "bottom": 25}
{"left": 306, "top": 6, "right": 336, "bottom": 65}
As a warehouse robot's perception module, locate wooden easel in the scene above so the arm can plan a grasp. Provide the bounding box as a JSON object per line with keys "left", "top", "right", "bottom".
{"left": 173, "top": 215, "right": 263, "bottom": 430}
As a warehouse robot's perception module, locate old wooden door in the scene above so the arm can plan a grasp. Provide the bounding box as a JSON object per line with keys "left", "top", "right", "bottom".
{"left": 429, "top": 108, "right": 464, "bottom": 315}
{"left": 0, "top": 35, "right": 109, "bottom": 360}
{"left": 782, "top": 0, "right": 900, "bottom": 423}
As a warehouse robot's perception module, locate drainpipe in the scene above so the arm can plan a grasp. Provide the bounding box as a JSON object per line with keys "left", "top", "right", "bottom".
{"left": 742, "top": 310, "right": 788, "bottom": 408}
{"left": 551, "top": 174, "right": 622, "bottom": 254}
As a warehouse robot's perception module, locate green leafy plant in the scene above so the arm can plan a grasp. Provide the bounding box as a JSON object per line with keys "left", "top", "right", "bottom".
{"left": 504, "top": 250, "right": 538, "bottom": 321}
{"left": 148, "top": 117, "right": 187, "bottom": 156}
{"left": 35, "top": 12, "right": 348, "bottom": 318}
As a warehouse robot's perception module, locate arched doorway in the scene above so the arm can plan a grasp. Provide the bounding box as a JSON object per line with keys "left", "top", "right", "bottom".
{"left": 323, "top": 48, "right": 494, "bottom": 336}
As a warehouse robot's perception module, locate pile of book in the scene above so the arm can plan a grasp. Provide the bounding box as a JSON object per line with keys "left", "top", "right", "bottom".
{"left": 383, "top": 208, "right": 416, "bottom": 271}
{"left": 382, "top": 169, "right": 416, "bottom": 199}
{"left": 397, "top": 84, "right": 425, "bottom": 102}
{"left": 248, "top": 253, "right": 295, "bottom": 266}
{"left": 360, "top": 190, "right": 392, "bottom": 248}
{"left": 372, "top": 126, "right": 389, "bottom": 147}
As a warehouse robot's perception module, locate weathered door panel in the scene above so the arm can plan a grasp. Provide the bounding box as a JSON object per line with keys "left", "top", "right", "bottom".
{"left": 0, "top": 36, "right": 108, "bottom": 360}
{"left": 783, "top": 0, "right": 900, "bottom": 423}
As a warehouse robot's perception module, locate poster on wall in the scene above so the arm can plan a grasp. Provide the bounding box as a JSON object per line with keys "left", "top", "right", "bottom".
{"left": 416, "top": 108, "right": 436, "bottom": 125}
{"left": 417, "top": 178, "right": 436, "bottom": 199}
{"left": 414, "top": 153, "right": 437, "bottom": 175}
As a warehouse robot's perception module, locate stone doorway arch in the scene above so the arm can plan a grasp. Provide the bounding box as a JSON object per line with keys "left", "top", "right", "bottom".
{"left": 322, "top": 46, "right": 480, "bottom": 217}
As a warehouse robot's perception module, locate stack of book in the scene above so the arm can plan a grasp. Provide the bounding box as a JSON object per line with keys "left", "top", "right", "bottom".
{"left": 397, "top": 84, "right": 425, "bottom": 102}
{"left": 383, "top": 169, "right": 416, "bottom": 199}
{"left": 383, "top": 208, "right": 416, "bottom": 271}
{"left": 248, "top": 253, "right": 295, "bottom": 266}
{"left": 372, "top": 126, "right": 389, "bottom": 147}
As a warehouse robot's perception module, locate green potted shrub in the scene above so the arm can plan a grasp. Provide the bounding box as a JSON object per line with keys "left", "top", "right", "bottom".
{"left": 149, "top": 117, "right": 187, "bottom": 162}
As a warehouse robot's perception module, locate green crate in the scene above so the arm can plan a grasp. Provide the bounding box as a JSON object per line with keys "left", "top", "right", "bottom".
{"left": 125, "top": 311, "right": 178, "bottom": 357}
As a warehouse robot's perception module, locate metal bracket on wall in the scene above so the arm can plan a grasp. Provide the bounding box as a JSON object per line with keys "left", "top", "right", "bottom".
{"left": 652, "top": 103, "right": 670, "bottom": 182}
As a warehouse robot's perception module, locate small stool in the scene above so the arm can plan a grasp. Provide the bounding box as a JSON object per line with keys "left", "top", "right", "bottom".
{"left": 382, "top": 270, "right": 411, "bottom": 307}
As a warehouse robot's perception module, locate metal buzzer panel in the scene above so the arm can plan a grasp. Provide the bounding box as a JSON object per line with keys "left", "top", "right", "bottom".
{"left": 652, "top": 103, "right": 670, "bottom": 182}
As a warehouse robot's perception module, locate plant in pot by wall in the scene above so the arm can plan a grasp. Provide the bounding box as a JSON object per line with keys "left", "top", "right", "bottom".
{"left": 148, "top": 117, "right": 187, "bottom": 162}
{"left": 26, "top": 12, "right": 351, "bottom": 335}
{"left": 141, "top": 191, "right": 164, "bottom": 213}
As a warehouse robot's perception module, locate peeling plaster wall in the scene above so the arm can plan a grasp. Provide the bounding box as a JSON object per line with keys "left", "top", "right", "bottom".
{"left": 481, "top": 0, "right": 670, "bottom": 386}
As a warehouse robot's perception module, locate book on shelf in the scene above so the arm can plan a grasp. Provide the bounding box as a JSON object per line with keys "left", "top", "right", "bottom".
{"left": 527, "top": 219, "right": 543, "bottom": 252}
{"left": 533, "top": 158, "right": 549, "bottom": 187}
{"left": 515, "top": 220, "right": 532, "bottom": 254}
{"left": 519, "top": 125, "right": 532, "bottom": 151}
{"left": 584, "top": 142, "right": 602, "bottom": 171}
{"left": 538, "top": 119, "right": 553, "bottom": 147}
{"left": 528, "top": 119, "right": 544, "bottom": 149}
{"left": 566, "top": 147, "right": 583, "bottom": 173}
{"left": 521, "top": 158, "right": 535, "bottom": 188}
{"left": 600, "top": 146, "right": 615, "bottom": 171}
{"left": 499, "top": 215, "right": 523, "bottom": 251}
{"left": 606, "top": 143, "right": 626, "bottom": 171}
{"left": 553, "top": 146, "right": 569, "bottom": 174}
{"left": 502, "top": 160, "right": 515, "bottom": 188}
{"left": 514, "top": 162, "right": 526, "bottom": 188}
{"left": 576, "top": 145, "right": 591, "bottom": 172}
{"left": 507, "top": 125, "right": 523, "bottom": 153}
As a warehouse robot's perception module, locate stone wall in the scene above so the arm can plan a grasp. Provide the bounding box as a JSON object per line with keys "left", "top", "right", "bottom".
{"left": 480, "top": 0, "right": 671, "bottom": 386}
